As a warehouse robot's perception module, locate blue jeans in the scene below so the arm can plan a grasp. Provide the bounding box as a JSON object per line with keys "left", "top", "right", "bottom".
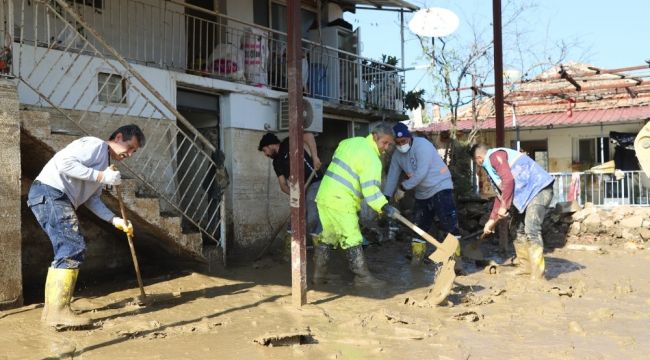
{"left": 287, "top": 180, "right": 323, "bottom": 235}
{"left": 413, "top": 189, "right": 460, "bottom": 236}
{"left": 27, "top": 181, "right": 86, "bottom": 269}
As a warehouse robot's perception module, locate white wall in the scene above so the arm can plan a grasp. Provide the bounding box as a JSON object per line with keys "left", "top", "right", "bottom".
{"left": 226, "top": 0, "right": 255, "bottom": 25}
{"left": 504, "top": 122, "right": 645, "bottom": 172}
{"left": 16, "top": 45, "right": 175, "bottom": 119}
{"left": 221, "top": 92, "right": 278, "bottom": 130}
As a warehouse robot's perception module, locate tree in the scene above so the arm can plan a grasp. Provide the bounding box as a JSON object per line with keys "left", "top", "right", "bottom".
{"left": 414, "top": 0, "right": 585, "bottom": 141}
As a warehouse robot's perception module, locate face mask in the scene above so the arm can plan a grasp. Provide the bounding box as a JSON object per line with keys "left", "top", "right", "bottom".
{"left": 396, "top": 143, "right": 411, "bottom": 153}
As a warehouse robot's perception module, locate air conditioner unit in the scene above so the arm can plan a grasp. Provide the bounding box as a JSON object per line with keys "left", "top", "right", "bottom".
{"left": 277, "top": 96, "right": 323, "bottom": 133}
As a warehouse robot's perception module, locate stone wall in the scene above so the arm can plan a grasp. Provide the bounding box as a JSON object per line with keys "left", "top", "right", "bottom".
{"left": 536, "top": 202, "right": 650, "bottom": 251}
{"left": 0, "top": 79, "right": 22, "bottom": 309}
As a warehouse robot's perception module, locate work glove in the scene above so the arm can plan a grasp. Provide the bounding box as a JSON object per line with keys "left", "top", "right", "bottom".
{"left": 112, "top": 217, "right": 134, "bottom": 237}
{"left": 100, "top": 166, "right": 122, "bottom": 186}
{"left": 381, "top": 204, "right": 400, "bottom": 219}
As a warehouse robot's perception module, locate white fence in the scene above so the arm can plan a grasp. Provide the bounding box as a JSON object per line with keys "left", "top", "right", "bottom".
{"left": 551, "top": 171, "right": 650, "bottom": 207}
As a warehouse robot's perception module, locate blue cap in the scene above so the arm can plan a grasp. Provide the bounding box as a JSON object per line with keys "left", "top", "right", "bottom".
{"left": 393, "top": 123, "right": 411, "bottom": 138}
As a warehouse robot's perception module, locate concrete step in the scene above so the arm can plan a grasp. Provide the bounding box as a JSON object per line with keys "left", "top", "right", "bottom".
{"left": 20, "top": 111, "right": 51, "bottom": 141}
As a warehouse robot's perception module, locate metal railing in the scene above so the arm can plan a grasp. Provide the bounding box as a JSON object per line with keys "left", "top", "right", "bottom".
{"left": 551, "top": 170, "right": 650, "bottom": 207}
{"left": 9, "top": 0, "right": 226, "bottom": 257}
{"left": 13, "top": 0, "right": 404, "bottom": 111}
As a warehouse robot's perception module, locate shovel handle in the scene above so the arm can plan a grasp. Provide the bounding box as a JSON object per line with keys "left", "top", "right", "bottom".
{"left": 254, "top": 169, "right": 318, "bottom": 261}
{"left": 110, "top": 165, "right": 147, "bottom": 300}
{"left": 393, "top": 213, "right": 443, "bottom": 248}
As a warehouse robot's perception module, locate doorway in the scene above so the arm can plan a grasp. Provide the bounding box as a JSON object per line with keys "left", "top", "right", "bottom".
{"left": 176, "top": 88, "right": 222, "bottom": 243}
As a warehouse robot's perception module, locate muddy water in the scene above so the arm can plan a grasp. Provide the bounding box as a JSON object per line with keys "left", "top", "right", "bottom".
{"left": 1, "top": 241, "right": 649, "bottom": 359}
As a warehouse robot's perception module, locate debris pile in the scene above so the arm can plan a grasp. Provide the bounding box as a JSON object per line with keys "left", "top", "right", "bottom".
{"left": 543, "top": 202, "right": 650, "bottom": 246}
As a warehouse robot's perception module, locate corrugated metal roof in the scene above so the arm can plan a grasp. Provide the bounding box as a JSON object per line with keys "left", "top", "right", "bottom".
{"left": 336, "top": 0, "right": 419, "bottom": 11}
{"left": 418, "top": 105, "right": 650, "bottom": 133}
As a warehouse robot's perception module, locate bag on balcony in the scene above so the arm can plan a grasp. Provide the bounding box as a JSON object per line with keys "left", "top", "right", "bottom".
{"left": 242, "top": 28, "right": 269, "bottom": 87}
{"left": 205, "top": 43, "right": 245, "bottom": 81}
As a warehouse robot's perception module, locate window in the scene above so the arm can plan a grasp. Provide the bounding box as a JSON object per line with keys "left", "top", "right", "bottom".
{"left": 511, "top": 139, "right": 549, "bottom": 170}
{"left": 73, "top": 0, "right": 103, "bottom": 10}
{"left": 270, "top": 2, "right": 317, "bottom": 38}
{"left": 97, "top": 72, "right": 126, "bottom": 104}
{"left": 575, "top": 137, "right": 609, "bottom": 170}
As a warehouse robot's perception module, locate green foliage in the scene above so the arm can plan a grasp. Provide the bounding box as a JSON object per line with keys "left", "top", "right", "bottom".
{"left": 448, "top": 139, "right": 474, "bottom": 198}
{"left": 404, "top": 89, "right": 425, "bottom": 111}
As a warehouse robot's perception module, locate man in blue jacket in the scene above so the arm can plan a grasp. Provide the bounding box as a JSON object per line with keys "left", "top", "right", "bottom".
{"left": 383, "top": 123, "right": 462, "bottom": 269}
{"left": 471, "top": 144, "right": 554, "bottom": 280}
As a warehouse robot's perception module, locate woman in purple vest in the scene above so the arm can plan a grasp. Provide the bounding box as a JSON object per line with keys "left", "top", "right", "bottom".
{"left": 470, "top": 144, "right": 554, "bottom": 280}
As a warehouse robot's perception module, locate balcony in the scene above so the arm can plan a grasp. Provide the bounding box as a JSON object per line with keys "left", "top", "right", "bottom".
{"left": 12, "top": 0, "right": 404, "bottom": 112}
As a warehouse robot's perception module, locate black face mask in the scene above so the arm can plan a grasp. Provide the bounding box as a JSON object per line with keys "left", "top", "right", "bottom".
{"left": 269, "top": 151, "right": 280, "bottom": 159}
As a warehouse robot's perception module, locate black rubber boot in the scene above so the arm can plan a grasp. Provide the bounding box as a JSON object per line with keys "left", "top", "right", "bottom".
{"left": 346, "top": 246, "right": 386, "bottom": 288}
{"left": 312, "top": 244, "right": 332, "bottom": 284}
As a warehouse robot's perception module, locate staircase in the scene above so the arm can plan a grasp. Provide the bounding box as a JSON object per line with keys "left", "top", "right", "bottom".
{"left": 6, "top": 0, "right": 227, "bottom": 263}
{"left": 20, "top": 109, "right": 205, "bottom": 260}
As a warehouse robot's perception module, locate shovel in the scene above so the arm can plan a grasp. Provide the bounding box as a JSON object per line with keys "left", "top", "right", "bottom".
{"left": 393, "top": 213, "right": 458, "bottom": 305}
{"left": 463, "top": 217, "right": 507, "bottom": 261}
{"left": 462, "top": 232, "right": 489, "bottom": 261}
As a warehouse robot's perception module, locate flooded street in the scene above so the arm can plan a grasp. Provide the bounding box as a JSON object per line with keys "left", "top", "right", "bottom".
{"left": 2, "top": 240, "right": 649, "bottom": 360}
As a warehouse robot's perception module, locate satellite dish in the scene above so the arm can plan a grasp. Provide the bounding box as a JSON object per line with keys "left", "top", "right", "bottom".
{"left": 408, "top": 7, "right": 460, "bottom": 37}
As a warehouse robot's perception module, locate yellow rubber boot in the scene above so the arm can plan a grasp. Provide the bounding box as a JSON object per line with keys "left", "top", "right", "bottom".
{"left": 528, "top": 243, "right": 545, "bottom": 280}
{"left": 453, "top": 239, "right": 466, "bottom": 275}
{"left": 43, "top": 268, "right": 92, "bottom": 328}
{"left": 411, "top": 238, "right": 427, "bottom": 266}
{"left": 513, "top": 241, "right": 531, "bottom": 275}
{"left": 40, "top": 267, "right": 55, "bottom": 321}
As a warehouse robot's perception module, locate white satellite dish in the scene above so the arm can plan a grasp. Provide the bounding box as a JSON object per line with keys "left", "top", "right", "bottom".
{"left": 408, "top": 7, "right": 460, "bottom": 37}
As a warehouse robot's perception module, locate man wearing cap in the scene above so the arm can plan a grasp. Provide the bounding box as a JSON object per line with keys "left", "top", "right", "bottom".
{"left": 258, "top": 132, "right": 323, "bottom": 238}
{"left": 383, "top": 123, "right": 462, "bottom": 269}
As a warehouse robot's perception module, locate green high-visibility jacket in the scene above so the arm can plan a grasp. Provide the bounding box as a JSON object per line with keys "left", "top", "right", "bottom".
{"left": 316, "top": 134, "right": 388, "bottom": 213}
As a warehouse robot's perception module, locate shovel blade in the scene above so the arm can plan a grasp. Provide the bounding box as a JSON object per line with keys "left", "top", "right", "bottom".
{"left": 428, "top": 233, "right": 459, "bottom": 263}
{"left": 462, "top": 242, "right": 484, "bottom": 261}
{"left": 424, "top": 259, "right": 456, "bottom": 306}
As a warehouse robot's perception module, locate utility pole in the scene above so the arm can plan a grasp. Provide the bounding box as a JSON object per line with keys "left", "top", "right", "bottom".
{"left": 287, "top": 0, "right": 307, "bottom": 307}
{"left": 492, "top": 0, "right": 504, "bottom": 147}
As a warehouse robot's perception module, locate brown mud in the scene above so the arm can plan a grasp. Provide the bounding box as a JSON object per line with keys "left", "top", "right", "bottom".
{"left": 1, "top": 240, "right": 649, "bottom": 359}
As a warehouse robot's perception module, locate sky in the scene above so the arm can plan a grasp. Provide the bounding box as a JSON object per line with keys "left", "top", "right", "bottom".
{"left": 345, "top": 0, "right": 648, "bottom": 101}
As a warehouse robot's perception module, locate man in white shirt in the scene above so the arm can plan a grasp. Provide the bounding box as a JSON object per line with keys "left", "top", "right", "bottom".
{"left": 27, "top": 124, "right": 145, "bottom": 328}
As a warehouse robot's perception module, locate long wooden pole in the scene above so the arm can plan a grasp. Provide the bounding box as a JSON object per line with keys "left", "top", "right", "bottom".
{"left": 287, "top": 0, "right": 306, "bottom": 307}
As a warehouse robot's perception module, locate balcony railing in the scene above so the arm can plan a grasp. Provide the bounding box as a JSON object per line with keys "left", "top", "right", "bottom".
{"left": 550, "top": 171, "right": 650, "bottom": 207}
{"left": 14, "top": 0, "right": 404, "bottom": 112}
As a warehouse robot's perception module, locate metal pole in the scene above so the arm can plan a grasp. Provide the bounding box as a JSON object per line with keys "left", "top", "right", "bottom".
{"left": 287, "top": 0, "right": 306, "bottom": 307}
{"left": 492, "top": 0, "right": 505, "bottom": 147}
{"left": 400, "top": 10, "right": 405, "bottom": 69}
{"left": 513, "top": 105, "right": 520, "bottom": 151}
{"left": 600, "top": 122, "right": 605, "bottom": 164}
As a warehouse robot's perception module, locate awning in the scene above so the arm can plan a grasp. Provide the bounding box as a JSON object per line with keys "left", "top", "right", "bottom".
{"left": 334, "top": 0, "right": 419, "bottom": 11}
